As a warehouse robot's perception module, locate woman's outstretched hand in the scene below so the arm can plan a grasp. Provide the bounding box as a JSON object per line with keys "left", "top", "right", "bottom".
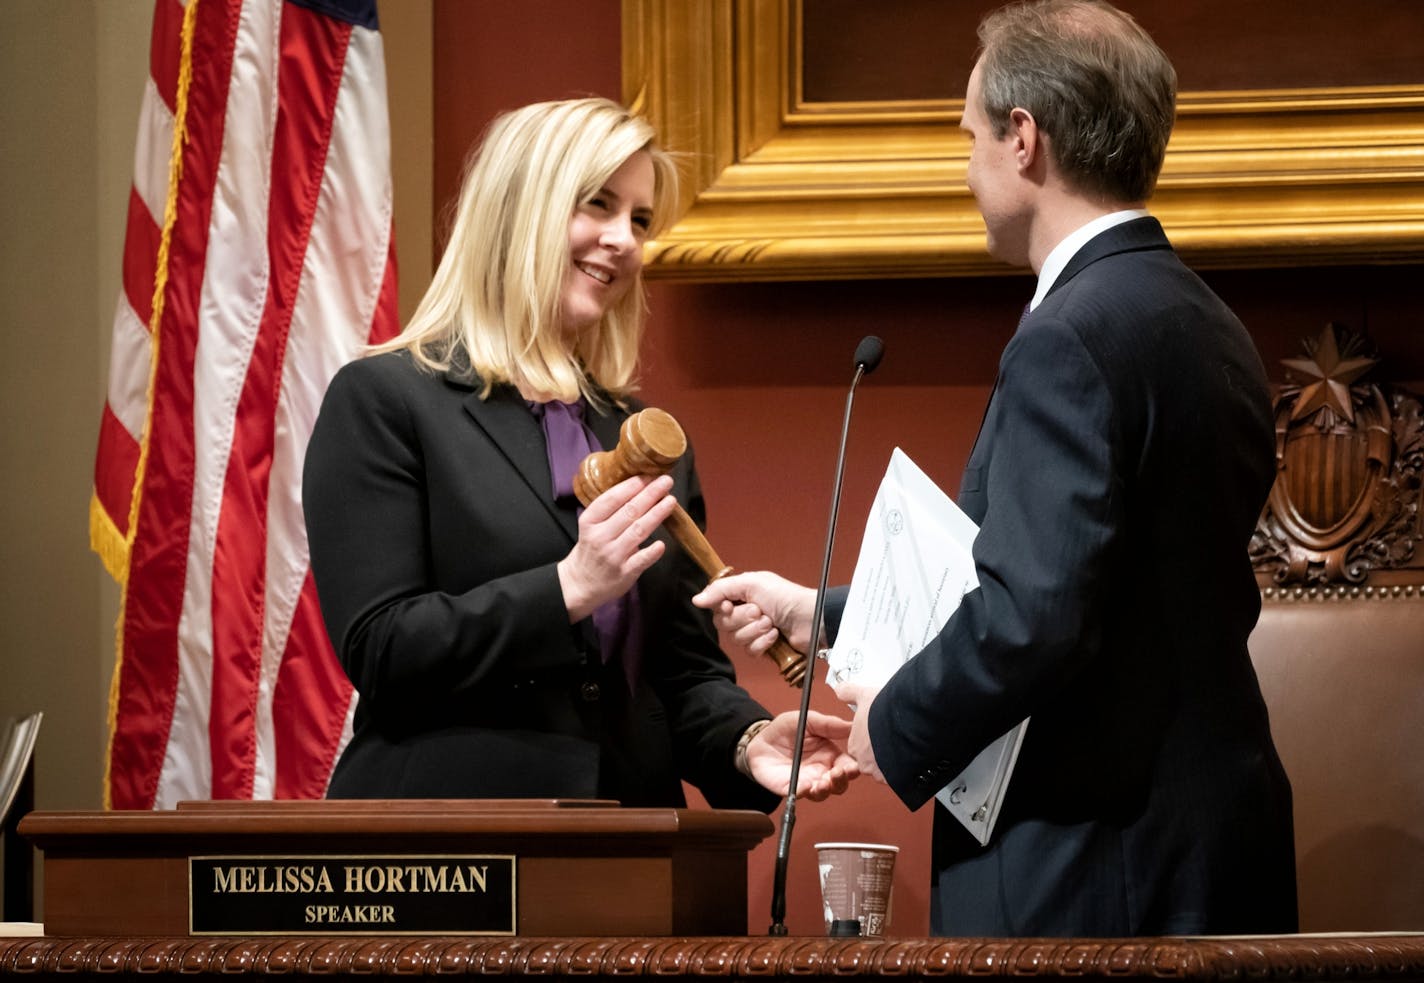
{"left": 746, "top": 709, "right": 860, "bottom": 801}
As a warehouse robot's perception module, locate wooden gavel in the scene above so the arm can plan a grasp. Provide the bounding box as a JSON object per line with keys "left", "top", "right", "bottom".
{"left": 574, "top": 408, "right": 808, "bottom": 686}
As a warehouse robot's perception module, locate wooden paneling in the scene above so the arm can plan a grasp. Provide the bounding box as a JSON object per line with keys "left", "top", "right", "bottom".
{"left": 801, "top": 1, "right": 1424, "bottom": 100}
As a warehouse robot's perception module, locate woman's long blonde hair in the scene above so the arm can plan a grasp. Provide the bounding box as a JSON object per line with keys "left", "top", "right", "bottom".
{"left": 373, "top": 97, "right": 679, "bottom": 404}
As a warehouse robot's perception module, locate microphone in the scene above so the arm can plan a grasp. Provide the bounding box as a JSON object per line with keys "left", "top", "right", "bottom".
{"left": 853, "top": 334, "right": 885, "bottom": 375}
{"left": 768, "top": 334, "right": 884, "bottom": 936}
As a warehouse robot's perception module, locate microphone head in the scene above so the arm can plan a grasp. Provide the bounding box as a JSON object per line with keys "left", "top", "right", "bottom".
{"left": 854, "top": 335, "right": 885, "bottom": 374}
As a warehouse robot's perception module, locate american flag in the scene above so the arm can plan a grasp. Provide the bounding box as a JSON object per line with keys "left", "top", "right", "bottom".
{"left": 90, "top": 0, "right": 399, "bottom": 809}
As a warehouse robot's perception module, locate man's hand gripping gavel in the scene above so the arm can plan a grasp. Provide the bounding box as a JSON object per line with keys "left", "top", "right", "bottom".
{"left": 574, "top": 408, "right": 808, "bottom": 686}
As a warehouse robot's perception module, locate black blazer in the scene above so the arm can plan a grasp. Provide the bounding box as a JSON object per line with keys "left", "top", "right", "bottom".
{"left": 303, "top": 350, "right": 776, "bottom": 811}
{"left": 864, "top": 218, "right": 1297, "bottom": 935}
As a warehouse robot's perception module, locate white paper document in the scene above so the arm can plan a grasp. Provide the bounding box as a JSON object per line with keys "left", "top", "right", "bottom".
{"left": 825, "top": 448, "right": 1027, "bottom": 846}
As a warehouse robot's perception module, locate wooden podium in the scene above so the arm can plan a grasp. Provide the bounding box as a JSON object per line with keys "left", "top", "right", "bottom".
{"left": 18, "top": 800, "right": 772, "bottom": 938}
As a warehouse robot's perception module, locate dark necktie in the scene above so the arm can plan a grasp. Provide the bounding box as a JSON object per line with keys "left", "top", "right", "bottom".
{"left": 530, "top": 398, "right": 640, "bottom": 690}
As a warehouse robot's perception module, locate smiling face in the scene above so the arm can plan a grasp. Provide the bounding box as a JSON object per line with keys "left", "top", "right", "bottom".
{"left": 559, "top": 149, "right": 655, "bottom": 338}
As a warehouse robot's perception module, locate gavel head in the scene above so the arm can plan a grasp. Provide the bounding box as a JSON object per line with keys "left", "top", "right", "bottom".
{"left": 574, "top": 407, "right": 687, "bottom": 506}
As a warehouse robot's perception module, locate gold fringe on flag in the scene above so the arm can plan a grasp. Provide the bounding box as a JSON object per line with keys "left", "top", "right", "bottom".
{"left": 88, "top": 494, "right": 128, "bottom": 583}
{"left": 103, "top": 0, "right": 201, "bottom": 810}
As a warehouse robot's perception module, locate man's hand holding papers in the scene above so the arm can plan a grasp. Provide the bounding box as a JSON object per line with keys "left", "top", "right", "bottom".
{"left": 827, "top": 449, "right": 1027, "bottom": 846}
{"left": 829, "top": 680, "right": 885, "bottom": 783}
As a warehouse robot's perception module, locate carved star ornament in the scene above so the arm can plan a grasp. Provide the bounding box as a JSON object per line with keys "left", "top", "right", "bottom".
{"left": 1281, "top": 324, "right": 1377, "bottom": 424}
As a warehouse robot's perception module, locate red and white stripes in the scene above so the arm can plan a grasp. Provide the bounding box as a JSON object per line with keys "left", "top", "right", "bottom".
{"left": 92, "top": 0, "right": 398, "bottom": 809}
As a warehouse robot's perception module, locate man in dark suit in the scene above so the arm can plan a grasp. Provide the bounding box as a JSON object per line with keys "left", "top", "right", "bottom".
{"left": 696, "top": 0, "right": 1297, "bottom": 936}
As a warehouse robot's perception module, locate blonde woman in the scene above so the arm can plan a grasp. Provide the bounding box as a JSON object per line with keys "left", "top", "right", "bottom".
{"left": 303, "top": 98, "right": 855, "bottom": 805}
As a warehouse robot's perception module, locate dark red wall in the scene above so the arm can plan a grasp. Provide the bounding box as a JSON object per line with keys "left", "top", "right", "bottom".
{"left": 431, "top": 0, "right": 1424, "bottom": 937}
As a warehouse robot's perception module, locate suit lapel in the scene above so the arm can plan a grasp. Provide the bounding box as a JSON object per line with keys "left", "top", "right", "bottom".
{"left": 967, "top": 220, "right": 1171, "bottom": 520}
{"left": 453, "top": 369, "right": 635, "bottom": 542}
{"left": 1046, "top": 216, "right": 1170, "bottom": 302}
{"left": 456, "top": 378, "right": 578, "bottom": 541}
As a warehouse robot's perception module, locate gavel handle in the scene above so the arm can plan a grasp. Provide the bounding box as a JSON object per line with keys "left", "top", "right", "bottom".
{"left": 662, "top": 506, "right": 808, "bottom": 687}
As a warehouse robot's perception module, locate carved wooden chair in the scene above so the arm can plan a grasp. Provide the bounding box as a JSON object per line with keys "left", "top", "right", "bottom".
{"left": 1, "top": 711, "right": 42, "bottom": 923}
{"left": 1248, "top": 324, "right": 1424, "bottom": 932}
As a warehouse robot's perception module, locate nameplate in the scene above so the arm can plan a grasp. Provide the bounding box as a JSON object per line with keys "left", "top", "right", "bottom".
{"left": 189, "top": 855, "right": 516, "bottom": 935}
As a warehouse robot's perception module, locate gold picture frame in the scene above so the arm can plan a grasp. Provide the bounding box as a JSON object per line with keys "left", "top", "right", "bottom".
{"left": 622, "top": 0, "right": 1424, "bottom": 281}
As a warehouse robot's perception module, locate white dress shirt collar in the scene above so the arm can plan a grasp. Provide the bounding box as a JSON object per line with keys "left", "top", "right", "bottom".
{"left": 1028, "top": 208, "right": 1150, "bottom": 312}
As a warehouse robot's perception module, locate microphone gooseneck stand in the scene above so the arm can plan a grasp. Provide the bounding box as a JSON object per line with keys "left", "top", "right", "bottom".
{"left": 768, "top": 335, "right": 884, "bottom": 936}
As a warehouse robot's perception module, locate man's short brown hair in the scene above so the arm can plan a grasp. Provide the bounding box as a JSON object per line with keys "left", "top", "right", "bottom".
{"left": 976, "top": 0, "right": 1177, "bottom": 203}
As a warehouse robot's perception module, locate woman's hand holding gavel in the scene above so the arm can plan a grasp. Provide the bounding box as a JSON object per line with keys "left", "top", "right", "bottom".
{"left": 575, "top": 409, "right": 808, "bottom": 686}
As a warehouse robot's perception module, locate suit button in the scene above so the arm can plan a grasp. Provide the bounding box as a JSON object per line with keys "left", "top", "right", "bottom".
{"left": 580, "top": 682, "right": 601, "bottom": 702}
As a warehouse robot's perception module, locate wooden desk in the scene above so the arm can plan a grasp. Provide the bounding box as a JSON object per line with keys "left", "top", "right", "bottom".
{"left": 18, "top": 801, "right": 771, "bottom": 938}
{"left": 3, "top": 934, "right": 1424, "bottom": 981}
